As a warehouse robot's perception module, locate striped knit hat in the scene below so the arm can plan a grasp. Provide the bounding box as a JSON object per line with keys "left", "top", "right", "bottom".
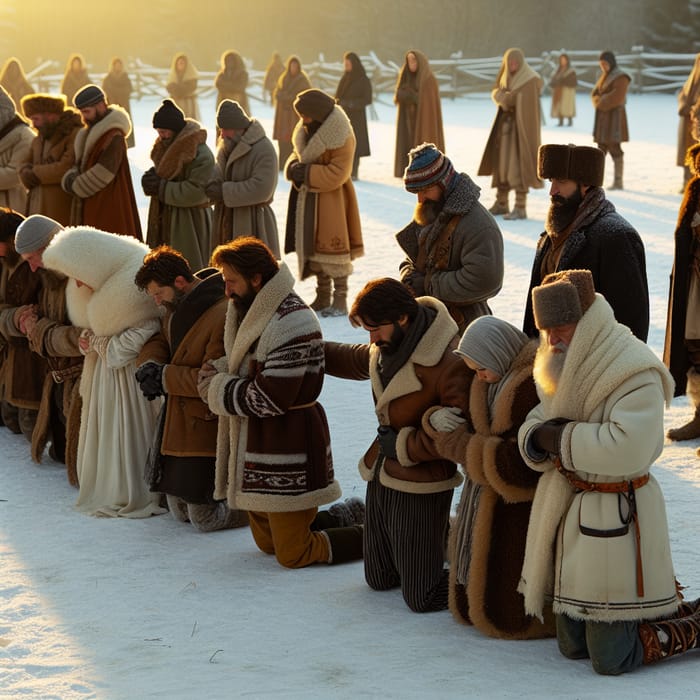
{"left": 403, "top": 143, "right": 456, "bottom": 194}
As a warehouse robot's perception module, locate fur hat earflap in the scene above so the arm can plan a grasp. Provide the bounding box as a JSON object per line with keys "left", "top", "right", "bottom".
{"left": 538, "top": 144, "right": 605, "bottom": 187}
{"left": 21, "top": 93, "right": 67, "bottom": 117}
{"left": 532, "top": 269, "right": 596, "bottom": 330}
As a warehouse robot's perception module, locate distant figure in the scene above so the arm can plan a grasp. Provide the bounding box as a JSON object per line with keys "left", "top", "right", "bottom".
{"left": 166, "top": 52, "right": 199, "bottom": 120}
{"left": 0, "top": 87, "right": 34, "bottom": 214}
{"left": 677, "top": 53, "right": 700, "bottom": 188}
{"left": 0, "top": 58, "right": 34, "bottom": 108}
{"left": 591, "top": 50, "right": 630, "bottom": 190}
{"left": 101, "top": 57, "right": 134, "bottom": 148}
{"left": 549, "top": 53, "right": 577, "bottom": 127}
{"left": 479, "top": 48, "right": 543, "bottom": 220}
{"left": 272, "top": 56, "right": 311, "bottom": 170}
{"left": 393, "top": 49, "right": 444, "bottom": 178}
{"left": 263, "top": 52, "right": 284, "bottom": 106}
{"left": 60, "top": 54, "right": 90, "bottom": 105}
{"left": 215, "top": 50, "right": 249, "bottom": 114}
{"left": 335, "top": 51, "right": 372, "bottom": 180}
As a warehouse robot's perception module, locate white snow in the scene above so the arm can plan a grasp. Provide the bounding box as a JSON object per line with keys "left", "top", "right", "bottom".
{"left": 1, "top": 91, "right": 699, "bottom": 699}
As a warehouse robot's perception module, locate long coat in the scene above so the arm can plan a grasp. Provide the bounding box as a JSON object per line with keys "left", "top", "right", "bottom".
{"left": 0, "top": 116, "right": 33, "bottom": 213}
{"left": 215, "top": 51, "right": 250, "bottom": 114}
{"left": 166, "top": 54, "right": 200, "bottom": 121}
{"left": 284, "top": 105, "right": 363, "bottom": 280}
{"left": 550, "top": 65, "right": 577, "bottom": 119}
{"left": 146, "top": 120, "right": 214, "bottom": 271}
{"left": 102, "top": 65, "right": 135, "bottom": 148}
{"left": 206, "top": 263, "right": 340, "bottom": 513}
{"left": 22, "top": 109, "right": 82, "bottom": 224}
{"left": 518, "top": 297, "right": 678, "bottom": 623}
{"left": 335, "top": 53, "right": 372, "bottom": 159}
{"left": 393, "top": 50, "right": 444, "bottom": 178}
{"left": 272, "top": 60, "right": 311, "bottom": 143}
{"left": 211, "top": 119, "right": 279, "bottom": 256}
{"left": 591, "top": 68, "right": 630, "bottom": 146}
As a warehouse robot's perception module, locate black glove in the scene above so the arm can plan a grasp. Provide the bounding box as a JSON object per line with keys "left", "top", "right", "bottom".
{"left": 531, "top": 418, "right": 570, "bottom": 456}
{"left": 288, "top": 161, "right": 308, "bottom": 186}
{"left": 377, "top": 425, "right": 398, "bottom": 460}
{"left": 141, "top": 169, "right": 162, "bottom": 197}
{"left": 403, "top": 271, "right": 426, "bottom": 297}
{"left": 62, "top": 168, "right": 78, "bottom": 194}
{"left": 205, "top": 180, "right": 223, "bottom": 202}
{"left": 20, "top": 166, "right": 40, "bottom": 189}
{"left": 135, "top": 361, "right": 165, "bottom": 400}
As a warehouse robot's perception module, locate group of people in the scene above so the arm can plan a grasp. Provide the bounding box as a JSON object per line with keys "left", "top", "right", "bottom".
{"left": 1, "top": 46, "right": 700, "bottom": 679}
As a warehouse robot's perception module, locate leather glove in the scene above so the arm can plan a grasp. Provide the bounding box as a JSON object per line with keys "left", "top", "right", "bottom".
{"left": 135, "top": 361, "right": 165, "bottom": 400}
{"left": 429, "top": 406, "right": 466, "bottom": 433}
{"left": 62, "top": 167, "right": 78, "bottom": 194}
{"left": 377, "top": 425, "right": 398, "bottom": 460}
{"left": 20, "top": 166, "right": 40, "bottom": 189}
{"left": 287, "top": 161, "right": 307, "bottom": 186}
{"left": 141, "top": 169, "right": 162, "bottom": 197}
{"left": 531, "top": 418, "right": 571, "bottom": 456}
{"left": 404, "top": 271, "right": 426, "bottom": 297}
{"left": 205, "top": 180, "right": 223, "bottom": 202}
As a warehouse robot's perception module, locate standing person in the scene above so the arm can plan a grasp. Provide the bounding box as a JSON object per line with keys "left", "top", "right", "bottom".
{"left": 214, "top": 50, "right": 250, "bottom": 115}
{"left": 0, "top": 87, "right": 34, "bottom": 213}
{"left": 396, "top": 143, "right": 503, "bottom": 334}
{"left": 591, "top": 50, "right": 630, "bottom": 190}
{"left": 523, "top": 143, "right": 649, "bottom": 342}
{"left": 517, "top": 269, "right": 700, "bottom": 676}
{"left": 424, "top": 316, "right": 554, "bottom": 639}
{"left": 0, "top": 58, "right": 34, "bottom": 108}
{"left": 19, "top": 93, "right": 82, "bottom": 224}
{"left": 101, "top": 57, "right": 135, "bottom": 148}
{"left": 272, "top": 56, "right": 311, "bottom": 170}
{"left": 335, "top": 51, "right": 372, "bottom": 180}
{"left": 141, "top": 99, "right": 214, "bottom": 271}
{"left": 42, "top": 226, "right": 165, "bottom": 519}
{"left": 677, "top": 54, "right": 700, "bottom": 189}
{"left": 197, "top": 237, "right": 363, "bottom": 567}
{"left": 324, "top": 278, "right": 469, "bottom": 612}
{"left": 393, "top": 49, "right": 444, "bottom": 179}
{"left": 263, "top": 52, "right": 284, "bottom": 106}
{"left": 478, "top": 48, "right": 543, "bottom": 220}
{"left": 205, "top": 100, "right": 279, "bottom": 255}
{"left": 60, "top": 54, "right": 90, "bottom": 105}
{"left": 15, "top": 214, "right": 84, "bottom": 480}
{"left": 61, "top": 84, "right": 141, "bottom": 239}
{"left": 549, "top": 53, "right": 577, "bottom": 127}
{"left": 284, "top": 88, "right": 363, "bottom": 317}
{"left": 664, "top": 143, "right": 700, "bottom": 439}
{"left": 166, "top": 52, "right": 200, "bottom": 121}
{"left": 134, "top": 245, "right": 248, "bottom": 532}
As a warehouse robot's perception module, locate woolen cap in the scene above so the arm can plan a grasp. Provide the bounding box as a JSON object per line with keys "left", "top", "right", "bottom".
{"left": 73, "top": 84, "right": 106, "bottom": 109}
{"left": 538, "top": 144, "right": 605, "bottom": 187}
{"left": 15, "top": 214, "right": 64, "bottom": 254}
{"left": 403, "top": 142, "right": 457, "bottom": 194}
{"left": 293, "top": 88, "right": 335, "bottom": 122}
{"left": 152, "top": 99, "right": 186, "bottom": 132}
{"left": 216, "top": 99, "right": 251, "bottom": 130}
{"left": 21, "top": 93, "right": 66, "bottom": 117}
{"left": 531, "top": 269, "right": 596, "bottom": 330}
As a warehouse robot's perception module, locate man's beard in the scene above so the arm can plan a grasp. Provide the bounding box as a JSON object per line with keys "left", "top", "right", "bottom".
{"left": 376, "top": 323, "right": 405, "bottom": 356}
{"left": 223, "top": 136, "right": 238, "bottom": 154}
{"left": 38, "top": 122, "right": 58, "bottom": 139}
{"left": 546, "top": 187, "right": 583, "bottom": 235}
{"left": 162, "top": 287, "right": 186, "bottom": 312}
{"left": 413, "top": 195, "right": 445, "bottom": 226}
{"left": 532, "top": 339, "right": 568, "bottom": 397}
{"left": 230, "top": 285, "right": 256, "bottom": 315}
{"left": 84, "top": 113, "right": 106, "bottom": 127}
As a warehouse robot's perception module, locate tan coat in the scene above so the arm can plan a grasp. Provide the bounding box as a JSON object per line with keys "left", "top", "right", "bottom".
{"left": 591, "top": 68, "right": 630, "bottom": 146}
{"left": 0, "top": 117, "right": 33, "bottom": 213}
{"left": 272, "top": 57, "right": 311, "bottom": 143}
{"left": 677, "top": 54, "right": 700, "bottom": 166}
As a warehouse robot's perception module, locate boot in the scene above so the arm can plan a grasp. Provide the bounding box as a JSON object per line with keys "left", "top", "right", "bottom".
{"left": 322, "top": 276, "right": 348, "bottom": 317}
{"left": 309, "top": 273, "right": 332, "bottom": 312}
{"left": 609, "top": 155, "right": 623, "bottom": 190}
{"left": 504, "top": 190, "right": 527, "bottom": 220}
{"left": 567, "top": 117, "right": 573, "bottom": 126}
{"left": 311, "top": 497, "right": 365, "bottom": 531}
{"left": 667, "top": 368, "right": 700, "bottom": 441}
{"left": 166, "top": 494, "right": 190, "bottom": 523}
{"left": 557, "top": 117, "right": 563, "bottom": 126}
{"left": 188, "top": 501, "right": 249, "bottom": 532}
{"left": 325, "top": 525, "right": 364, "bottom": 564}
{"left": 638, "top": 611, "right": 700, "bottom": 664}
{"left": 488, "top": 187, "right": 509, "bottom": 216}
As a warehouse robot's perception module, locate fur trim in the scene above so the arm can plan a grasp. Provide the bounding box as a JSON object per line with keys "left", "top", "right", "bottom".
{"left": 151, "top": 119, "right": 207, "bottom": 180}
{"left": 21, "top": 93, "right": 66, "bottom": 116}
{"left": 73, "top": 104, "right": 132, "bottom": 166}
{"left": 291, "top": 106, "right": 353, "bottom": 165}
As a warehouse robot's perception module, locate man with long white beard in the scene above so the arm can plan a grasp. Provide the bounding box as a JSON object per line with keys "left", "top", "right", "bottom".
{"left": 522, "top": 143, "right": 648, "bottom": 341}
{"left": 517, "top": 268, "right": 700, "bottom": 675}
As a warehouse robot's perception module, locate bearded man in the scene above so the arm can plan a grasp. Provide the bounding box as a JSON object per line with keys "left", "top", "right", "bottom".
{"left": 517, "top": 269, "right": 700, "bottom": 675}
{"left": 396, "top": 142, "right": 504, "bottom": 334}
{"left": 522, "top": 143, "right": 648, "bottom": 341}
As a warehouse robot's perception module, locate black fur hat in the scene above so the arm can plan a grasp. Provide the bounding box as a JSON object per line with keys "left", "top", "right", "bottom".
{"left": 538, "top": 144, "right": 605, "bottom": 187}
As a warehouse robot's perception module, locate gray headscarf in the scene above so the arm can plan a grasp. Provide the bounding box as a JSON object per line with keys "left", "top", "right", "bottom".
{"left": 455, "top": 316, "right": 529, "bottom": 408}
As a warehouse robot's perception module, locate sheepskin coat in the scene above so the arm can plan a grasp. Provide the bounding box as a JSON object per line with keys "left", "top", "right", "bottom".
{"left": 0, "top": 104, "right": 33, "bottom": 213}
{"left": 518, "top": 296, "right": 678, "bottom": 623}
{"left": 206, "top": 262, "right": 340, "bottom": 512}
{"left": 272, "top": 59, "right": 311, "bottom": 143}
{"left": 591, "top": 67, "right": 630, "bottom": 146}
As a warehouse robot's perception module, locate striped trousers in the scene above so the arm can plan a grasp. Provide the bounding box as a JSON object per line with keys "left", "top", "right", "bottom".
{"left": 364, "top": 477, "right": 453, "bottom": 612}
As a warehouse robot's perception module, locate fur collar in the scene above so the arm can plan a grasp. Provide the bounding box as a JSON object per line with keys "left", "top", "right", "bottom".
{"left": 151, "top": 119, "right": 207, "bottom": 179}
{"left": 443, "top": 173, "right": 482, "bottom": 216}
{"left": 49, "top": 110, "right": 83, "bottom": 143}
{"left": 74, "top": 105, "right": 131, "bottom": 165}
{"left": 218, "top": 119, "right": 267, "bottom": 168}
{"left": 0, "top": 119, "right": 31, "bottom": 153}
{"left": 291, "top": 106, "right": 353, "bottom": 164}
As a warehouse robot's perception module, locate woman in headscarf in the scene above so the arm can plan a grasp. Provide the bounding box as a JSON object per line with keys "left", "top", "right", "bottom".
{"left": 0, "top": 58, "right": 33, "bottom": 108}
{"left": 272, "top": 55, "right": 311, "bottom": 170}
{"left": 102, "top": 57, "right": 135, "bottom": 148}
{"left": 677, "top": 53, "right": 700, "bottom": 188}
{"left": 335, "top": 52, "right": 372, "bottom": 180}
{"left": 60, "top": 54, "right": 91, "bottom": 105}
{"left": 424, "top": 316, "right": 554, "bottom": 639}
{"left": 393, "top": 49, "right": 444, "bottom": 178}
{"left": 263, "top": 52, "right": 285, "bottom": 105}
{"left": 166, "top": 52, "right": 200, "bottom": 120}
{"left": 550, "top": 53, "right": 577, "bottom": 127}
{"left": 215, "top": 50, "right": 249, "bottom": 114}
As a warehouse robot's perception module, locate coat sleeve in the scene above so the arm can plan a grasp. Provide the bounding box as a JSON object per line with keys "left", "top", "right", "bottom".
{"left": 69, "top": 132, "right": 123, "bottom": 198}
{"left": 162, "top": 145, "right": 214, "bottom": 207}
{"left": 593, "top": 74, "right": 630, "bottom": 111}
{"left": 31, "top": 132, "right": 78, "bottom": 185}
{"left": 0, "top": 129, "right": 32, "bottom": 190}
{"left": 306, "top": 137, "right": 354, "bottom": 192}
{"left": 105, "top": 319, "right": 160, "bottom": 370}
{"left": 323, "top": 340, "right": 371, "bottom": 380}
{"left": 221, "top": 142, "right": 278, "bottom": 208}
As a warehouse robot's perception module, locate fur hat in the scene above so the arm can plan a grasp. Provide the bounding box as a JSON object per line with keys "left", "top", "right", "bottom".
{"left": 73, "top": 84, "right": 106, "bottom": 109}
{"left": 293, "top": 88, "right": 335, "bottom": 122}
{"left": 0, "top": 86, "right": 17, "bottom": 126}
{"left": 152, "top": 98, "right": 186, "bottom": 132}
{"left": 403, "top": 143, "right": 457, "bottom": 194}
{"left": 531, "top": 269, "right": 596, "bottom": 330}
{"left": 15, "top": 214, "right": 64, "bottom": 254}
{"left": 216, "top": 99, "right": 251, "bottom": 130}
{"left": 538, "top": 144, "right": 605, "bottom": 187}
{"left": 21, "top": 93, "right": 67, "bottom": 117}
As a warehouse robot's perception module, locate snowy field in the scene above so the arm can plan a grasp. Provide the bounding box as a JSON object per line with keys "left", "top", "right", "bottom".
{"left": 1, "top": 89, "right": 699, "bottom": 698}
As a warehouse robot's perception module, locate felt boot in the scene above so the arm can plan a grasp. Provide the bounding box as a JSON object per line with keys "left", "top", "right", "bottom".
{"left": 188, "top": 502, "right": 249, "bottom": 532}
{"left": 488, "top": 188, "right": 510, "bottom": 216}
{"left": 325, "top": 525, "right": 364, "bottom": 564}
{"left": 609, "top": 155, "right": 624, "bottom": 190}
{"left": 504, "top": 190, "right": 527, "bottom": 220}
{"left": 322, "top": 276, "right": 348, "bottom": 317}
{"left": 639, "top": 610, "right": 700, "bottom": 664}
{"left": 309, "top": 273, "right": 332, "bottom": 312}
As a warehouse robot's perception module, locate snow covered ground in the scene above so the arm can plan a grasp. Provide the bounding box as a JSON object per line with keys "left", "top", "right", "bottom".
{"left": 1, "top": 90, "right": 699, "bottom": 699}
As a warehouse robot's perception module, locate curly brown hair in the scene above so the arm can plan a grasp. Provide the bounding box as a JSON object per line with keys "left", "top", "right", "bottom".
{"left": 134, "top": 245, "right": 194, "bottom": 290}
{"left": 210, "top": 236, "right": 279, "bottom": 285}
